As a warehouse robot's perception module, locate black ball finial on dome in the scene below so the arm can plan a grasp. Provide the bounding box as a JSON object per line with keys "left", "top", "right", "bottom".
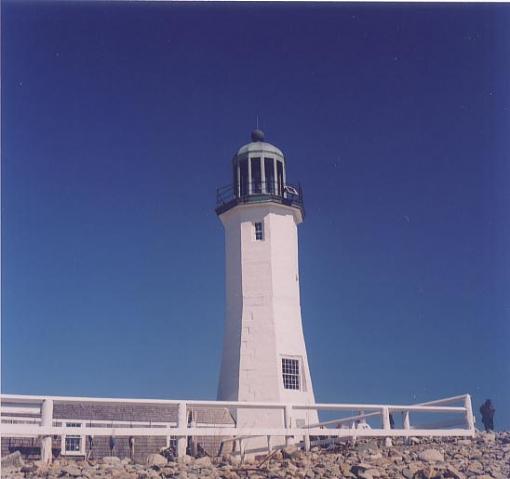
{"left": 251, "top": 129, "right": 265, "bottom": 142}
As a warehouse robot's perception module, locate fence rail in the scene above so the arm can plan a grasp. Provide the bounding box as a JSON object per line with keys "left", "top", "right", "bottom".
{"left": 1, "top": 393, "right": 475, "bottom": 464}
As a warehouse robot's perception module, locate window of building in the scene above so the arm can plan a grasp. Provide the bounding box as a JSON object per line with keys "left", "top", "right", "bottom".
{"left": 276, "top": 161, "right": 284, "bottom": 196}
{"left": 254, "top": 222, "right": 264, "bottom": 241}
{"left": 239, "top": 158, "right": 249, "bottom": 197}
{"left": 251, "top": 157, "right": 262, "bottom": 193}
{"left": 61, "top": 422, "right": 85, "bottom": 455}
{"left": 282, "top": 358, "right": 300, "bottom": 390}
{"left": 65, "top": 436, "right": 81, "bottom": 452}
{"left": 264, "top": 158, "right": 275, "bottom": 193}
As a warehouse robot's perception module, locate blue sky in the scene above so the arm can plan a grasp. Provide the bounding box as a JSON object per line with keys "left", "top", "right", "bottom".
{"left": 2, "top": 2, "right": 509, "bottom": 429}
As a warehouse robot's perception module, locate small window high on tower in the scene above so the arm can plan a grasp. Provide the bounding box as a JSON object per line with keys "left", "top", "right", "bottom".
{"left": 254, "top": 222, "right": 264, "bottom": 240}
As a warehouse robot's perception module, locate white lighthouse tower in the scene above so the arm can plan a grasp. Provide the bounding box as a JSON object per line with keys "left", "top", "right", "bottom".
{"left": 216, "top": 130, "right": 318, "bottom": 434}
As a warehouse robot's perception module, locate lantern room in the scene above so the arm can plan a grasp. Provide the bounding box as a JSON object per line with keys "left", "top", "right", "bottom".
{"left": 216, "top": 129, "right": 304, "bottom": 217}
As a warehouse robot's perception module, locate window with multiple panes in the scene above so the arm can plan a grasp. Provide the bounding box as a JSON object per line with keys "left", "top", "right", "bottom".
{"left": 251, "top": 157, "right": 262, "bottom": 193}
{"left": 264, "top": 157, "right": 275, "bottom": 193}
{"left": 62, "top": 422, "right": 84, "bottom": 455}
{"left": 282, "top": 358, "right": 300, "bottom": 390}
{"left": 254, "top": 222, "right": 264, "bottom": 240}
{"left": 65, "top": 436, "right": 81, "bottom": 452}
{"left": 239, "top": 158, "right": 249, "bottom": 197}
{"left": 276, "top": 161, "right": 284, "bottom": 196}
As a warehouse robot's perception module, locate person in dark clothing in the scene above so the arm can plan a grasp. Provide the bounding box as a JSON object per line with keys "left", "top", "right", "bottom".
{"left": 128, "top": 436, "right": 135, "bottom": 460}
{"left": 86, "top": 436, "right": 94, "bottom": 460}
{"left": 480, "top": 399, "right": 495, "bottom": 432}
{"left": 109, "top": 436, "right": 116, "bottom": 455}
{"left": 389, "top": 413, "right": 395, "bottom": 429}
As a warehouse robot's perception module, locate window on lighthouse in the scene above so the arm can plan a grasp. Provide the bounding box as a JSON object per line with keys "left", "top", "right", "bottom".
{"left": 265, "top": 157, "right": 275, "bottom": 194}
{"left": 254, "top": 222, "right": 264, "bottom": 240}
{"left": 282, "top": 358, "right": 300, "bottom": 390}
{"left": 239, "top": 158, "right": 249, "bottom": 197}
{"left": 251, "top": 157, "right": 262, "bottom": 193}
{"left": 276, "top": 161, "right": 284, "bottom": 196}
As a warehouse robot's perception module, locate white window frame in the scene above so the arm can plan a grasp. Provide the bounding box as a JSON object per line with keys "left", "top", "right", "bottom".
{"left": 281, "top": 356, "right": 303, "bottom": 391}
{"left": 254, "top": 221, "right": 264, "bottom": 241}
{"left": 60, "top": 422, "right": 86, "bottom": 456}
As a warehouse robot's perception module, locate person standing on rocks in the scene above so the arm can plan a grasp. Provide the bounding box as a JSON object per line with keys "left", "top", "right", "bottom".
{"left": 480, "top": 399, "right": 495, "bottom": 431}
{"left": 129, "top": 436, "right": 135, "bottom": 460}
{"left": 86, "top": 435, "right": 94, "bottom": 460}
{"left": 109, "top": 435, "right": 116, "bottom": 455}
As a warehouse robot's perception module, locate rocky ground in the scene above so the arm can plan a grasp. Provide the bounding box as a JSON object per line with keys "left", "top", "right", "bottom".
{"left": 2, "top": 432, "right": 509, "bottom": 479}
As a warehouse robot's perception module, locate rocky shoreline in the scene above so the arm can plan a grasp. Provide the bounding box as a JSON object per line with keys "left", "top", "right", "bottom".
{"left": 2, "top": 432, "right": 509, "bottom": 479}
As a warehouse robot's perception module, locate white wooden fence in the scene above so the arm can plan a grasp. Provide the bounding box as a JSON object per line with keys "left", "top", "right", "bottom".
{"left": 0, "top": 393, "right": 475, "bottom": 464}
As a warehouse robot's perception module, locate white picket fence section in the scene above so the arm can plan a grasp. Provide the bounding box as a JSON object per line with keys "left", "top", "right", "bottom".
{"left": 0, "top": 393, "right": 475, "bottom": 464}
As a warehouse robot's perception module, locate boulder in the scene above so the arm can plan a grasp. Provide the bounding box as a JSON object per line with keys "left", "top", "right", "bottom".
{"left": 402, "top": 464, "right": 419, "bottom": 479}
{"left": 282, "top": 445, "right": 300, "bottom": 459}
{"left": 1, "top": 451, "right": 24, "bottom": 468}
{"left": 481, "top": 432, "right": 496, "bottom": 443}
{"left": 443, "top": 465, "right": 466, "bottom": 479}
{"left": 357, "top": 469, "right": 381, "bottom": 479}
{"left": 418, "top": 449, "right": 444, "bottom": 463}
{"left": 195, "top": 456, "right": 212, "bottom": 467}
{"left": 457, "top": 439, "right": 471, "bottom": 446}
{"left": 102, "top": 456, "right": 122, "bottom": 465}
{"left": 20, "top": 465, "right": 38, "bottom": 473}
{"left": 177, "top": 454, "right": 193, "bottom": 464}
{"left": 414, "top": 466, "right": 437, "bottom": 479}
{"left": 146, "top": 454, "right": 168, "bottom": 466}
{"left": 60, "top": 465, "right": 82, "bottom": 477}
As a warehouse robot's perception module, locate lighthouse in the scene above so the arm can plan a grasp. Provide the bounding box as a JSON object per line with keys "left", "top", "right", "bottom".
{"left": 216, "top": 130, "right": 318, "bottom": 432}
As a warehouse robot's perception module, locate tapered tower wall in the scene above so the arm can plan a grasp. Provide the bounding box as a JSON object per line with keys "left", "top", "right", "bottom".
{"left": 217, "top": 203, "right": 317, "bottom": 426}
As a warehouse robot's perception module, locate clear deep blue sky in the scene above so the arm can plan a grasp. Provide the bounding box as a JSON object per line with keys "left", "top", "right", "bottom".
{"left": 2, "top": 2, "right": 509, "bottom": 429}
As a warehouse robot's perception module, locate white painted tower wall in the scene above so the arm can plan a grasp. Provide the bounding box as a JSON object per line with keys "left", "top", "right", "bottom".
{"left": 216, "top": 133, "right": 318, "bottom": 439}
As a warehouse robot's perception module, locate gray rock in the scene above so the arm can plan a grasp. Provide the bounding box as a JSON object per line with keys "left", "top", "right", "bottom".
{"left": 481, "top": 432, "right": 496, "bottom": 443}
{"left": 178, "top": 454, "right": 193, "bottom": 464}
{"left": 401, "top": 464, "right": 419, "bottom": 479}
{"left": 102, "top": 456, "right": 122, "bottom": 465}
{"left": 444, "top": 465, "right": 466, "bottom": 479}
{"left": 282, "top": 445, "right": 300, "bottom": 459}
{"left": 418, "top": 448, "right": 444, "bottom": 462}
{"left": 356, "top": 441, "right": 379, "bottom": 454}
{"left": 61, "top": 465, "right": 82, "bottom": 477}
{"left": 457, "top": 439, "right": 472, "bottom": 446}
{"left": 146, "top": 454, "right": 167, "bottom": 467}
{"left": 195, "top": 456, "right": 212, "bottom": 467}
{"left": 1, "top": 451, "right": 24, "bottom": 468}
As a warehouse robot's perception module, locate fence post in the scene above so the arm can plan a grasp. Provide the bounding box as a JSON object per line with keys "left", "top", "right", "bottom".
{"left": 403, "top": 411, "right": 410, "bottom": 430}
{"left": 381, "top": 407, "right": 391, "bottom": 431}
{"left": 284, "top": 405, "right": 293, "bottom": 447}
{"left": 40, "top": 399, "right": 54, "bottom": 464}
{"left": 239, "top": 438, "right": 246, "bottom": 463}
{"left": 304, "top": 433, "right": 311, "bottom": 452}
{"left": 464, "top": 394, "right": 475, "bottom": 435}
{"left": 382, "top": 407, "right": 392, "bottom": 447}
{"left": 189, "top": 410, "right": 197, "bottom": 457}
{"left": 177, "top": 402, "right": 187, "bottom": 458}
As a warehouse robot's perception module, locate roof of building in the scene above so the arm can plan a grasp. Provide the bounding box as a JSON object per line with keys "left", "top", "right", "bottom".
{"left": 236, "top": 129, "right": 285, "bottom": 158}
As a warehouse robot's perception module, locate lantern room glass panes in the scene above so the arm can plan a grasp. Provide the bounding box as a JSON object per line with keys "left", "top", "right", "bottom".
{"left": 276, "top": 161, "right": 284, "bottom": 196}
{"left": 265, "top": 157, "right": 275, "bottom": 194}
{"left": 239, "top": 158, "right": 249, "bottom": 197}
{"left": 282, "top": 358, "right": 300, "bottom": 390}
{"left": 251, "top": 157, "right": 262, "bottom": 193}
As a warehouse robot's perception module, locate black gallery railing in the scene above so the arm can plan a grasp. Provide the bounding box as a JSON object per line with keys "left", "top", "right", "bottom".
{"left": 216, "top": 181, "right": 304, "bottom": 214}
